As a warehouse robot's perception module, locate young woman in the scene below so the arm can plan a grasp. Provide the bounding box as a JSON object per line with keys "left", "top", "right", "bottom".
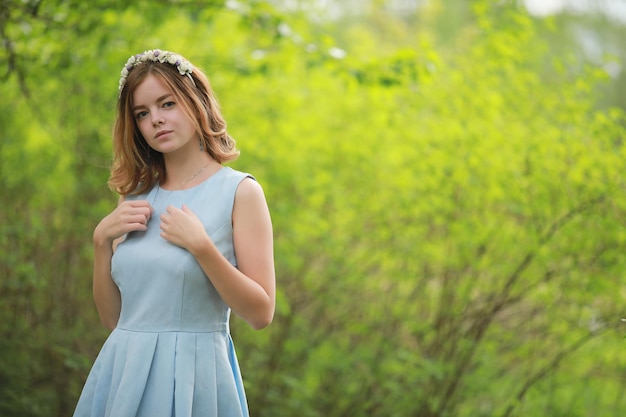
{"left": 73, "top": 49, "right": 275, "bottom": 417}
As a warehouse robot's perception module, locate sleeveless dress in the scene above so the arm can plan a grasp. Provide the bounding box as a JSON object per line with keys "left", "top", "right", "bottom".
{"left": 73, "top": 166, "right": 251, "bottom": 417}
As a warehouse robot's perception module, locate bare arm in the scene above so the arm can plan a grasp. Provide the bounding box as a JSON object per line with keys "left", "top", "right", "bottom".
{"left": 92, "top": 197, "right": 153, "bottom": 329}
{"left": 160, "top": 178, "right": 276, "bottom": 330}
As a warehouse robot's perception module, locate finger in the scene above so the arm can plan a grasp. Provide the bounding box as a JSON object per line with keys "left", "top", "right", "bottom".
{"left": 128, "top": 199, "right": 152, "bottom": 208}
{"left": 126, "top": 200, "right": 154, "bottom": 216}
{"left": 165, "top": 205, "right": 179, "bottom": 215}
{"left": 131, "top": 201, "right": 153, "bottom": 213}
{"left": 136, "top": 206, "right": 152, "bottom": 221}
{"left": 182, "top": 205, "right": 200, "bottom": 220}
{"left": 128, "top": 222, "right": 148, "bottom": 232}
{"left": 119, "top": 221, "right": 148, "bottom": 235}
{"left": 119, "top": 202, "right": 150, "bottom": 216}
{"left": 128, "top": 214, "right": 149, "bottom": 225}
{"left": 123, "top": 205, "right": 150, "bottom": 217}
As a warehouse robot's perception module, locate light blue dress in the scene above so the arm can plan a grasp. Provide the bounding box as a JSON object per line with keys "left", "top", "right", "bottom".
{"left": 73, "top": 167, "right": 251, "bottom": 417}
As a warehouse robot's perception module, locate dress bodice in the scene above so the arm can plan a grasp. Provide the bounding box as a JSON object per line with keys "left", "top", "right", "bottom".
{"left": 111, "top": 166, "right": 250, "bottom": 332}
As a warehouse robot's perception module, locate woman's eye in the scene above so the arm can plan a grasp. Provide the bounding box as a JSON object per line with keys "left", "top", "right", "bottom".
{"left": 135, "top": 111, "right": 148, "bottom": 120}
{"left": 163, "top": 101, "right": 175, "bottom": 108}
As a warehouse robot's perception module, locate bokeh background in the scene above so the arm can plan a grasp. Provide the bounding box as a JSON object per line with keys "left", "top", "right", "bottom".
{"left": 2, "top": 0, "right": 626, "bottom": 416}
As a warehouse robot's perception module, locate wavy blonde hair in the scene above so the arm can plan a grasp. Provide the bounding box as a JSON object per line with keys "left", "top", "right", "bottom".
{"left": 109, "top": 56, "right": 239, "bottom": 195}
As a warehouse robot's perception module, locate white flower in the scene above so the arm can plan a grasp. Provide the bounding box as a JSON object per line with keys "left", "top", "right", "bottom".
{"left": 178, "top": 62, "right": 192, "bottom": 74}
{"left": 328, "top": 47, "right": 347, "bottom": 59}
{"left": 277, "top": 22, "right": 292, "bottom": 37}
{"left": 251, "top": 50, "right": 266, "bottom": 60}
{"left": 139, "top": 51, "right": 152, "bottom": 62}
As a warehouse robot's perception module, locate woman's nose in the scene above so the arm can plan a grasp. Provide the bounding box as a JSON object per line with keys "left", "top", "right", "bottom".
{"left": 151, "top": 111, "right": 164, "bottom": 126}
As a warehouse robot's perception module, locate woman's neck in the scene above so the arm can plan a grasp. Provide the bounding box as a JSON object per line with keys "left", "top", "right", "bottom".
{"left": 161, "top": 151, "right": 220, "bottom": 190}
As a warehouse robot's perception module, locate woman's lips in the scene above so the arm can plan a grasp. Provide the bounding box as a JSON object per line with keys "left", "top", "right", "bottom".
{"left": 155, "top": 130, "right": 172, "bottom": 139}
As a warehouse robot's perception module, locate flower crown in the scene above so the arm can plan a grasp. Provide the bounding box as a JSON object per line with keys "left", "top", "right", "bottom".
{"left": 118, "top": 49, "right": 194, "bottom": 93}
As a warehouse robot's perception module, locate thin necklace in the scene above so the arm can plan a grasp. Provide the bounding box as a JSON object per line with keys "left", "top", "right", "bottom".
{"left": 179, "top": 162, "right": 211, "bottom": 188}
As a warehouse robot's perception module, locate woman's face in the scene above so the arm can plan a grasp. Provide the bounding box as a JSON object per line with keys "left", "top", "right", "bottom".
{"left": 132, "top": 74, "right": 197, "bottom": 156}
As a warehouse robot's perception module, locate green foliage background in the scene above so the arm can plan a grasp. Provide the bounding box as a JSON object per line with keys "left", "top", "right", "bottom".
{"left": 1, "top": 0, "right": 626, "bottom": 416}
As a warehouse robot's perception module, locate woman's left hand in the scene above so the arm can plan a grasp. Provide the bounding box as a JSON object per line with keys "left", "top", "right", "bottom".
{"left": 160, "top": 204, "right": 209, "bottom": 252}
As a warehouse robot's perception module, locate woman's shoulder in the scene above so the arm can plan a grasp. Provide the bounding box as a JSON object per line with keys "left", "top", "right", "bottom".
{"left": 221, "top": 166, "right": 257, "bottom": 185}
{"left": 123, "top": 182, "right": 156, "bottom": 201}
{"left": 222, "top": 166, "right": 254, "bottom": 178}
{"left": 221, "top": 167, "right": 265, "bottom": 206}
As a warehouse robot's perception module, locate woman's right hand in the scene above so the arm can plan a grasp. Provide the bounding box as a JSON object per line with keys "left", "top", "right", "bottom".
{"left": 94, "top": 199, "right": 153, "bottom": 245}
{"left": 92, "top": 198, "right": 152, "bottom": 329}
